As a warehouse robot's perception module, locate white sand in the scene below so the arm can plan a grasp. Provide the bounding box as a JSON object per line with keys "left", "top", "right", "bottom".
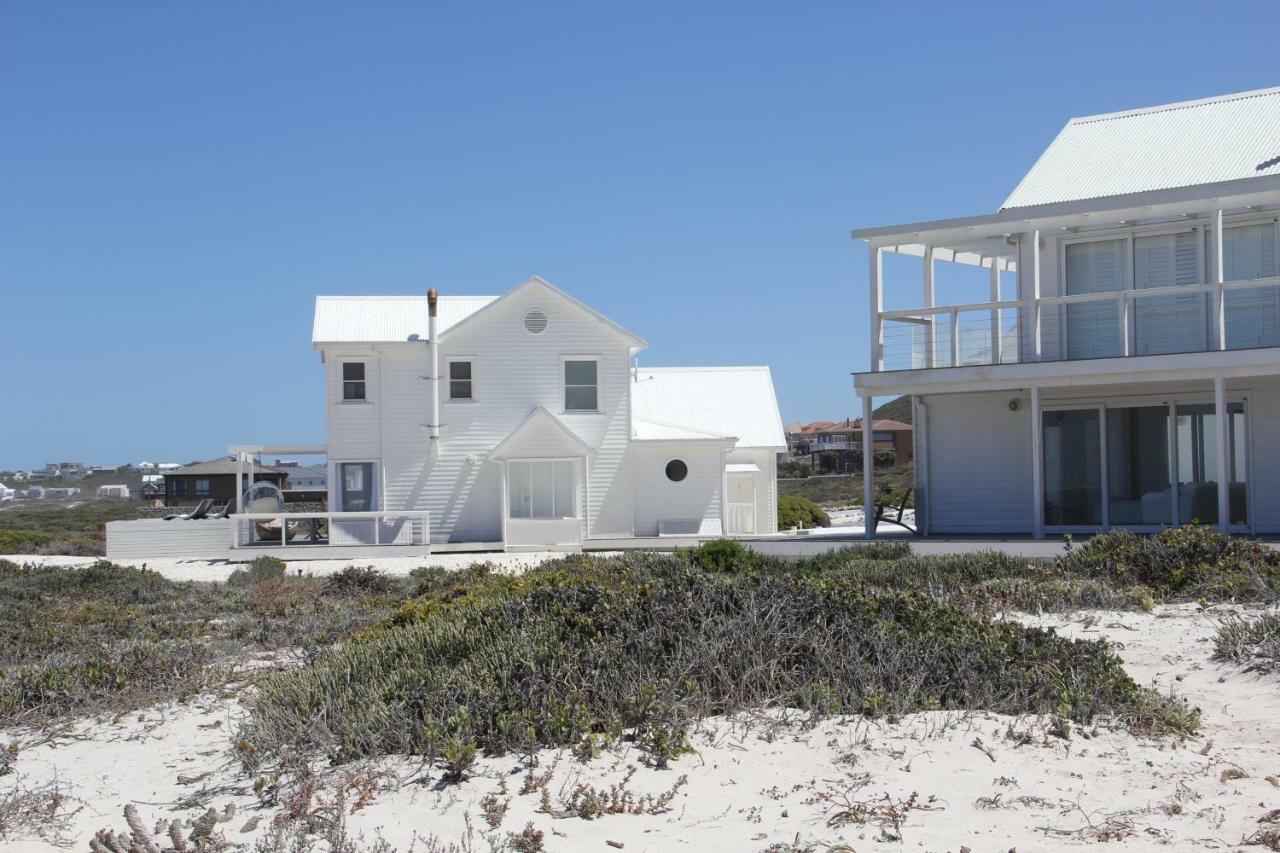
{"left": 0, "top": 551, "right": 596, "bottom": 582}
{"left": 4, "top": 604, "right": 1279, "bottom": 851}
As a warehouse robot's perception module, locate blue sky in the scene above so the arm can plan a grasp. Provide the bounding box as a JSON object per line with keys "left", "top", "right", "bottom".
{"left": 3, "top": 1, "right": 1278, "bottom": 469}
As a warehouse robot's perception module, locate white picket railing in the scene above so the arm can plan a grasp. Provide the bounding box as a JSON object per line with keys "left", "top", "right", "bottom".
{"left": 229, "top": 510, "right": 430, "bottom": 549}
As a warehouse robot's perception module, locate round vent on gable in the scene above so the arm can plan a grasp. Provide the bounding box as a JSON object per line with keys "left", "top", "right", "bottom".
{"left": 524, "top": 309, "right": 548, "bottom": 335}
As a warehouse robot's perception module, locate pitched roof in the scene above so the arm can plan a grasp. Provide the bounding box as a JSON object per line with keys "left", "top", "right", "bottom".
{"left": 630, "top": 366, "right": 786, "bottom": 449}
{"left": 312, "top": 295, "right": 497, "bottom": 345}
{"left": 1003, "top": 86, "right": 1280, "bottom": 209}
{"left": 166, "top": 457, "right": 288, "bottom": 477}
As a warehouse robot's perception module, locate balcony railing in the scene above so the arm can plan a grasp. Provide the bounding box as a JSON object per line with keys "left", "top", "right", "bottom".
{"left": 878, "top": 275, "right": 1280, "bottom": 371}
{"left": 230, "top": 510, "right": 431, "bottom": 549}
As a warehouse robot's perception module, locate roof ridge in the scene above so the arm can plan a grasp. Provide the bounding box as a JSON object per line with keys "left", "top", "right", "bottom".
{"left": 1070, "top": 85, "right": 1280, "bottom": 125}
{"left": 640, "top": 365, "right": 770, "bottom": 372}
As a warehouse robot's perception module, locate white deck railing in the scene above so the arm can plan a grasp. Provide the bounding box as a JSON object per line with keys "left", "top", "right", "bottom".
{"left": 726, "top": 502, "right": 756, "bottom": 535}
{"left": 229, "top": 510, "right": 431, "bottom": 549}
{"left": 878, "top": 275, "right": 1280, "bottom": 371}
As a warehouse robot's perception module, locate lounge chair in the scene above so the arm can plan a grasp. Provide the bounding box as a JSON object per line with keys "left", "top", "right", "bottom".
{"left": 163, "top": 499, "right": 214, "bottom": 521}
{"left": 208, "top": 501, "right": 235, "bottom": 520}
{"left": 871, "top": 488, "right": 915, "bottom": 534}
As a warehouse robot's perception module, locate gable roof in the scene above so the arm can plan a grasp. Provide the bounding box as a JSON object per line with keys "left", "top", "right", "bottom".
{"left": 312, "top": 295, "right": 497, "bottom": 345}
{"left": 631, "top": 366, "right": 786, "bottom": 449}
{"left": 490, "top": 407, "right": 593, "bottom": 459}
{"left": 1004, "top": 86, "right": 1280, "bottom": 209}
{"left": 438, "top": 276, "right": 647, "bottom": 349}
{"left": 166, "top": 457, "right": 288, "bottom": 477}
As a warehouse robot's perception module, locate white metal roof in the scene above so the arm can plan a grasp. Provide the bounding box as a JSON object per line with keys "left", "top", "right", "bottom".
{"left": 725, "top": 462, "right": 761, "bottom": 473}
{"left": 1003, "top": 86, "right": 1280, "bottom": 209}
{"left": 312, "top": 295, "right": 497, "bottom": 344}
{"left": 631, "top": 366, "right": 787, "bottom": 449}
{"left": 631, "top": 419, "right": 732, "bottom": 442}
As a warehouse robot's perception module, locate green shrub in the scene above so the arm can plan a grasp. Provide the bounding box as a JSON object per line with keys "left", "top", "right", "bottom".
{"left": 778, "top": 495, "right": 830, "bottom": 530}
{"left": 687, "top": 539, "right": 756, "bottom": 573}
{"left": 1058, "top": 525, "right": 1280, "bottom": 601}
{"left": 322, "top": 566, "right": 400, "bottom": 598}
{"left": 228, "top": 555, "right": 287, "bottom": 588}
{"left": 1214, "top": 611, "right": 1280, "bottom": 670}
{"left": 0, "top": 529, "right": 53, "bottom": 554}
{"left": 238, "top": 553, "right": 1193, "bottom": 771}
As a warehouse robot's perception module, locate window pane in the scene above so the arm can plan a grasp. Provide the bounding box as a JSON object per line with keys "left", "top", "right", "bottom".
{"left": 564, "top": 360, "right": 597, "bottom": 385}
{"left": 1106, "top": 406, "right": 1170, "bottom": 525}
{"left": 450, "top": 361, "right": 471, "bottom": 380}
{"left": 343, "top": 381, "right": 366, "bottom": 401}
{"left": 1175, "top": 404, "right": 1218, "bottom": 525}
{"left": 450, "top": 380, "right": 472, "bottom": 400}
{"left": 1043, "top": 409, "right": 1102, "bottom": 526}
{"left": 343, "top": 362, "right": 365, "bottom": 381}
{"left": 1065, "top": 240, "right": 1125, "bottom": 359}
{"left": 565, "top": 386, "right": 598, "bottom": 411}
{"left": 553, "top": 461, "right": 575, "bottom": 517}
{"left": 530, "top": 462, "right": 554, "bottom": 517}
{"left": 340, "top": 463, "right": 374, "bottom": 511}
{"left": 1133, "top": 231, "right": 1204, "bottom": 355}
{"left": 509, "top": 462, "right": 530, "bottom": 518}
{"left": 1224, "top": 224, "right": 1279, "bottom": 349}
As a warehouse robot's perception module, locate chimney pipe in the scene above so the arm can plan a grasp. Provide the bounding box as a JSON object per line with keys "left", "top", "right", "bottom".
{"left": 427, "top": 289, "right": 440, "bottom": 443}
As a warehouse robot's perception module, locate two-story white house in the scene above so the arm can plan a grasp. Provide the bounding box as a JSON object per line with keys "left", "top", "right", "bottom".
{"left": 310, "top": 276, "right": 785, "bottom": 551}
{"left": 854, "top": 86, "right": 1280, "bottom": 538}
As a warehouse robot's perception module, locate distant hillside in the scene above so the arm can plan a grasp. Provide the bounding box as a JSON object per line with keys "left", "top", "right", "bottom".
{"left": 873, "top": 395, "right": 912, "bottom": 424}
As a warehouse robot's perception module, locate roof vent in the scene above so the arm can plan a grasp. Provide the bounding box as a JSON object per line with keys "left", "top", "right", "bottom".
{"left": 524, "top": 309, "right": 548, "bottom": 335}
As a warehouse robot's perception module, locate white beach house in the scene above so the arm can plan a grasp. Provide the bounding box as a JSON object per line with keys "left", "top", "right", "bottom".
{"left": 305, "top": 275, "right": 785, "bottom": 552}
{"left": 855, "top": 86, "right": 1280, "bottom": 538}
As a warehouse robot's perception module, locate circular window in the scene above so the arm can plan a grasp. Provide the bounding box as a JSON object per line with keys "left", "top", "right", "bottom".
{"left": 665, "top": 459, "right": 688, "bottom": 482}
{"left": 524, "top": 309, "right": 548, "bottom": 334}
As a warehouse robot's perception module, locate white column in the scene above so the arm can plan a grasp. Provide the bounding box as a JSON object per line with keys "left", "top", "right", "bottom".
{"left": 1215, "top": 376, "right": 1230, "bottom": 532}
{"left": 862, "top": 394, "right": 876, "bottom": 539}
{"left": 1030, "top": 231, "right": 1042, "bottom": 360}
{"left": 923, "top": 246, "right": 936, "bottom": 368}
{"left": 869, "top": 246, "right": 884, "bottom": 371}
{"left": 1030, "top": 386, "right": 1044, "bottom": 539}
{"left": 1214, "top": 208, "right": 1227, "bottom": 350}
{"left": 235, "top": 453, "right": 244, "bottom": 513}
{"left": 989, "top": 261, "right": 1002, "bottom": 364}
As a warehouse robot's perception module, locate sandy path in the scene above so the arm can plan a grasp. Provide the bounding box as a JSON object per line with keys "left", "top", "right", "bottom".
{"left": 3, "top": 604, "right": 1278, "bottom": 851}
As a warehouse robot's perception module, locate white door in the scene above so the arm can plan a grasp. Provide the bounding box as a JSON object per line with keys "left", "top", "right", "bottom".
{"left": 726, "top": 473, "right": 756, "bottom": 535}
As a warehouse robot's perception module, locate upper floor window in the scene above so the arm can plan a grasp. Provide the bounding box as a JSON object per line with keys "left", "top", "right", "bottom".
{"left": 564, "top": 359, "right": 599, "bottom": 411}
{"left": 449, "top": 361, "right": 473, "bottom": 400}
{"left": 342, "top": 362, "right": 366, "bottom": 401}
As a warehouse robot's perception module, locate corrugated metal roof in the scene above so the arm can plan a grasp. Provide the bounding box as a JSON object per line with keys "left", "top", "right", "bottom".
{"left": 631, "top": 419, "right": 731, "bottom": 442}
{"left": 631, "top": 366, "right": 787, "bottom": 449}
{"left": 1003, "top": 86, "right": 1280, "bottom": 209}
{"left": 312, "top": 295, "right": 497, "bottom": 344}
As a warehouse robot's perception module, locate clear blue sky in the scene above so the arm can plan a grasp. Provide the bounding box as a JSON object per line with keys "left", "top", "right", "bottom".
{"left": 3, "top": 1, "right": 1278, "bottom": 470}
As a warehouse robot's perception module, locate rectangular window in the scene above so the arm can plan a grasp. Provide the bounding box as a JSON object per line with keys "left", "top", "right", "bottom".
{"left": 195, "top": 479, "right": 210, "bottom": 496}
{"left": 508, "top": 460, "right": 577, "bottom": 519}
{"left": 564, "top": 360, "right": 599, "bottom": 411}
{"left": 1224, "top": 223, "right": 1279, "bottom": 349}
{"left": 1064, "top": 239, "right": 1126, "bottom": 359}
{"left": 449, "top": 361, "right": 473, "bottom": 400}
{"left": 339, "top": 462, "right": 374, "bottom": 511}
{"left": 1132, "top": 231, "right": 1204, "bottom": 355}
{"left": 1105, "top": 406, "right": 1171, "bottom": 525}
{"left": 1042, "top": 409, "right": 1102, "bottom": 526}
{"left": 171, "top": 479, "right": 187, "bottom": 497}
{"left": 342, "top": 362, "right": 366, "bottom": 401}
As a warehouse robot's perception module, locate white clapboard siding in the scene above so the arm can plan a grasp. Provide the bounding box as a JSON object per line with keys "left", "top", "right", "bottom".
{"left": 631, "top": 443, "right": 724, "bottom": 538}
{"left": 923, "top": 391, "right": 1034, "bottom": 534}
{"left": 106, "top": 519, "right": 232, "bottom": 562}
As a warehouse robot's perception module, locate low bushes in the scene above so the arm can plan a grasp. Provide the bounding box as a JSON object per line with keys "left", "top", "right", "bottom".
{"left": 778, "top": 495, "right": 830, "bottom": 530}
{"left": 1214, "top": 611, "right": 1280, "bottom": 671}
{"left": 237, "top": 553, "right": 1194, "bottom": 771}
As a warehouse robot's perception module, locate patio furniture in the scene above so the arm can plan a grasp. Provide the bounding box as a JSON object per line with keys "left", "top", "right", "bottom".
{"left": 871, "top": 488, "right": 915, "bottom": 534}
{"left": 163, "top": 499, "right": 213, "bottom": 521}
{"left": 208, "top": 501, "right": 235, "bottom": 520}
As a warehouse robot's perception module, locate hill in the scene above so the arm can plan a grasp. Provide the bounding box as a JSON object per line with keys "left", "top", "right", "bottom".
{"left": 873, "top": 395, "right": 911, "bottom": 424}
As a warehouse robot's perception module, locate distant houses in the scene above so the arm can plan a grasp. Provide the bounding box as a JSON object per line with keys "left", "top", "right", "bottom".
{"left": 785, "top": 418, "right": 913, "bottom": 471}
{"left": 96, "top": 484, "right": 131, "bottom": 499}
{"left": 162, "top": 457, "right": 290, "bottom": 507}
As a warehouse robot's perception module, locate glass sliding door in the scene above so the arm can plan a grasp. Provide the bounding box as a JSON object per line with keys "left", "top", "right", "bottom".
{"left": 508, "top": 460, "right": 578, "bottom": 520}
{"left": 1106, "top": 406, "right": 1171, "bottom": 526}
{"left": 1043, "top": 409, "right": 1103, "bottom": 527}
{"left": 1064, "top": 239, "right": 1126, "bottom": 360}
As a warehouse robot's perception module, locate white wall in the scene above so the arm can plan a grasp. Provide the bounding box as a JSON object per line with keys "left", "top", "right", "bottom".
{"left": 922, "top": 390, "right": 1034, "bottom": 534}
{"left": 631, "top": 442, "right": 726, "bottom": 538}
{"left": 726, "top": 447, "right": 780, "bottom": 535}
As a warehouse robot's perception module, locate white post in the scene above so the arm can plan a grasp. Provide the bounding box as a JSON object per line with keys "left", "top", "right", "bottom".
{"left": 1215, "top": 376, "right": 1230, "bottom": 532}
{"left": 1030, "top": 386, "right": 1044, "bottom": 539}
{"left": 862, "top": 394, "right": 876, "bottom": 539}
{"left": 1214, "top": 209, "right": 1227, "bottom": 350}
{"left": 923, "top": 246, "right": 936, "bottom": 368}
{"left": 1030, "top": 231, "right": 1042, "bottom": 360}
{"left": 949, "top": 307, "right": 960, "bottom": 367}
{"left": 989, "top": 261, "right": 1002, "bottom": 364}
{"left": 869, "top": 246, "right": 884, "bottom": 372}
{"left": 1120, "top": 293, "right": 1131, "bottom": 357}
{"left": 235, "top": 453, "right": 244, "bottom": 514}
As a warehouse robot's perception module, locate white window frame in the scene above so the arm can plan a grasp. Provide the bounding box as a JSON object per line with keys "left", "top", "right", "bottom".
{"left": 446, "top": 356, "right": 476, "bottom": 402}
{"left": 505, "top": 457, "right": 580, "bottom": 519}
{"left": 340, "top": 359, "right": 369, "bottom": 403}
{"left": 561, "top": 355, "right": 602, "bottom": 413}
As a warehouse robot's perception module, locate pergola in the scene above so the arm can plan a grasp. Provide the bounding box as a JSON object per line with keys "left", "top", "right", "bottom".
{"left": 227, "top": 444, "right": 327, "bottom": 513}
